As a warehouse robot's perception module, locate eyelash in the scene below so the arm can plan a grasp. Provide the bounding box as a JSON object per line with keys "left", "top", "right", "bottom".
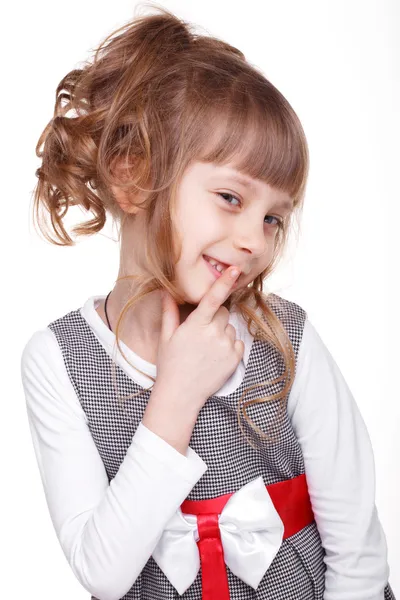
{"left": 217, "top": 192, "right": 285, "bottom": 229}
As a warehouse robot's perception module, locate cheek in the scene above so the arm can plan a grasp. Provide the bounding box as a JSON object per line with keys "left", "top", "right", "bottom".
{"left": 174, "top": 197, "right": 213, "bottom": 238}
{"left": 180, "top": 216, "right": 223, "bottom": 257}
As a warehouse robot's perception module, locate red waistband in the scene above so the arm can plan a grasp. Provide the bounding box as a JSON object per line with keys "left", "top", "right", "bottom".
{"left": 181, "top": 473, "right": 313, "bottom": 539}
{"left": 180, "top": 473, "right": 314, "bottom": 600}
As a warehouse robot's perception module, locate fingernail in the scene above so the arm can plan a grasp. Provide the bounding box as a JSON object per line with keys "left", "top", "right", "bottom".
{"left": 230, "top": 268, "right": 240, "bottom": 279}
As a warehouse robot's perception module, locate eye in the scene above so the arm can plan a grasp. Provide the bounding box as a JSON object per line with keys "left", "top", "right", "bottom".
{"left": 217, "top": 192, "right": 284, "bottom": 229}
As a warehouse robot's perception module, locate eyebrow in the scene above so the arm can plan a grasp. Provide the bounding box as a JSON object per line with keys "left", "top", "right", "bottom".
{"left": 221, "top": 173, "right": 294, "bottom": 211}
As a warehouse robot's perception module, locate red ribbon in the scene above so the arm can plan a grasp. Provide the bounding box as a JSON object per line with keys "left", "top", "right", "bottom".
{"left": 180, "top": 473, "right": 314, "bottom": 600}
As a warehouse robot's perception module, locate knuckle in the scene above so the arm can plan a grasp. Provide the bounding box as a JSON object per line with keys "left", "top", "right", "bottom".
{"left": 209, "top": 321, "right": 220, "bottom": 337}
{"left": 220, "top": 306, "right": 230, "bottom": 317}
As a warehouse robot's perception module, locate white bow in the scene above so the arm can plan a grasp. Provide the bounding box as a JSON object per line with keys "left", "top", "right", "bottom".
{"left": 152, "top": 475, "right": 285, "bottom": 594}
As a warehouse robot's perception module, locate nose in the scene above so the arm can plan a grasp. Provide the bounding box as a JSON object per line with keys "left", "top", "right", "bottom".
{"left": 233, "top": 217, "right": 269, "bottom": 259}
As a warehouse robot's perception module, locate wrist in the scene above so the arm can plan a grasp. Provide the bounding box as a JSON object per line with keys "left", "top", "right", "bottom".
{"left": 147, "top": 382, "right": 201, "bottom": 423}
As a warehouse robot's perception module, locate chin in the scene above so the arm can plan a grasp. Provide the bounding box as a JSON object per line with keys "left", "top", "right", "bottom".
{"left": 177, "top": 281, "right": 210, "bottom": 305}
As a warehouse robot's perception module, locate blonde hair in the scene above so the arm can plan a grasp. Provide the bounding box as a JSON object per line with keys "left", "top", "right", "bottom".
{"left": 32, "top": 3, "right": 309, "bottom": 450}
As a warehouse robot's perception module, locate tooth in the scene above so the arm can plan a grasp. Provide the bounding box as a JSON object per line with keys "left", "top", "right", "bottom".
{"left": 206, "top": 257, "right": 226, "bottom": 272}
{"left": 204, "top": 255, "right": 230, "bottom": 274}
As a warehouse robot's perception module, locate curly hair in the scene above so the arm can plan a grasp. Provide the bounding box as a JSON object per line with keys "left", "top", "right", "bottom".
{"left": 32, "top": 3, "right": 309, "bottom": 449}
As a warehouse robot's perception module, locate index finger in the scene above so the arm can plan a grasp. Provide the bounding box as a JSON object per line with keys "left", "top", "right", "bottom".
{"left": 191, "top": 266, "right": 241, "bottom": 326}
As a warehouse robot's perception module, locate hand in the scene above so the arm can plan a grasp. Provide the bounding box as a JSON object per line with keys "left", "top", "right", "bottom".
{"left": 153, "top": 266, "right": 245, "bottom": 414}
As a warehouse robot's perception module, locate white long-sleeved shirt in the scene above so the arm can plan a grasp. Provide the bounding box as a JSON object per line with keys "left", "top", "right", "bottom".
{"left": 20, "top": 294, "right": 391, "bottom": 600}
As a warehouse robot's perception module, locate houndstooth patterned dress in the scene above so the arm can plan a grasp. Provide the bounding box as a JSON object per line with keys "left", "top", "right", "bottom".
{"left": 48, "top": 292, "right": 396, "bottom": 600}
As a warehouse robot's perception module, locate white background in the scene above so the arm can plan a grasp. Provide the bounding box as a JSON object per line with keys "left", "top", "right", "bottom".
{"left": 2, "top": 0, "right": 399, "bottom": 597}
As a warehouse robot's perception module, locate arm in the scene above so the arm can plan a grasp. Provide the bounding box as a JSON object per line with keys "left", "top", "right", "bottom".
{"left": 20, "top": 328, "right": 207, "bottom": 600}
{"left": 287, "top": 318, "right": 391, "bottom": 600}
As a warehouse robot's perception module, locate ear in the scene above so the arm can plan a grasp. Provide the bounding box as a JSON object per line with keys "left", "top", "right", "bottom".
{"left": 110, "top": 156, "right": 149, "bottom": 215}
{"left": 112, "top": 185, "right": 141, "bottom": 214}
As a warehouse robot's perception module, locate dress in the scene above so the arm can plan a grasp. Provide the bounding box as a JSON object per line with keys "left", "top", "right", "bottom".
{"left": 45, "top": 292, "right": 396, "bottom": 600}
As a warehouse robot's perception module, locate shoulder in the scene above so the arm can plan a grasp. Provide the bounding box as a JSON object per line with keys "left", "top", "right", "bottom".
{"left": 21, "top": 326, "right": 61, "bottom": 367}
{"left": 47, "top": 305, "right": 86, "bottom": 335}
{"left": 44, "top": 304, "right": 96, "bottom": 358}
{"left": 257, "top": 292, "right": 308, "bottom": 350}
{"left": 260, "top": 294, "right": 331, "bottom": 357}
{"left": 262, "top": 291, "right": 308, "bottom": 323}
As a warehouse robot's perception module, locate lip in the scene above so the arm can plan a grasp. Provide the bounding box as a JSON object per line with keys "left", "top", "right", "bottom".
{"left": 203, "top": 254, "right": 250, "bottom": 276}
{"left": 203, "top": 254, "right": 232, "bottom": 269}
{"left": 203, "top": 255, "right": 240, "bottom": 286}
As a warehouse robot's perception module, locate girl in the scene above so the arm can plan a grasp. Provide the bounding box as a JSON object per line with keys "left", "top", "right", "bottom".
{"left": 20, "top": 5, "right": 395, "bottom": 600}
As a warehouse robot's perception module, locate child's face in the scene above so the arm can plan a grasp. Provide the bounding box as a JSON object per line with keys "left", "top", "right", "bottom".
{"left": 172, "top": 160, "right": 293, "bottom": 305}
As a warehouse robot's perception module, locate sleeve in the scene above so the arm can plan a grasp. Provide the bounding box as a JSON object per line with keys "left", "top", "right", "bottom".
{"left": 20, "top": 328, "right": 208, "bottom": 600}
{"left": 288, "top": 318, "right": 391, "bottom": 600}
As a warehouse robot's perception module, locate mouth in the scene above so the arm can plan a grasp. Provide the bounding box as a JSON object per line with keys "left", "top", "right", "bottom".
{"left": 202, "top": 254, "right": 242, "bottom": 287}
{"left": 202, "top": 254, "right": 232, "bottom": 270}
{"left": 202, "top": 254, "right": 250, "bottom": 276}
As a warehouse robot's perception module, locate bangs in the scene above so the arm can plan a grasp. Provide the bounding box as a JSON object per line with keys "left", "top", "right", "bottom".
{"left": 183, "top": 77, "right": 308, "bottom": 202}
